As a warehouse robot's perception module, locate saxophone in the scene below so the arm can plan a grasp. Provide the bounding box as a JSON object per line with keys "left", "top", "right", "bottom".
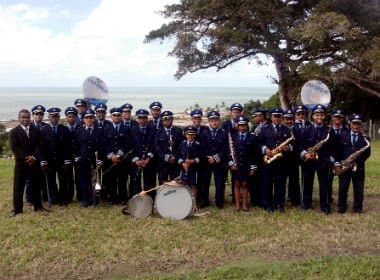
{"left": 263, "top": 132, "right": 295, "bottom": 164}
{"left": 304, "top": 133, "right": 330, "bottom": 161}
{"left": 334, "top": 136, "right": 370, "bottom": 175}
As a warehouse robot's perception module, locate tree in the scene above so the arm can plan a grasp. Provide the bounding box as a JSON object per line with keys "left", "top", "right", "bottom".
{"left": 145, "top": 0, "right": 380, "bottom": 109}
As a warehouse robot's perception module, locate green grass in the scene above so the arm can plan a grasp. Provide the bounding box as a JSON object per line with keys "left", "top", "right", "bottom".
{"left": 0, "top": 142, "right": 379, "bottom": 279}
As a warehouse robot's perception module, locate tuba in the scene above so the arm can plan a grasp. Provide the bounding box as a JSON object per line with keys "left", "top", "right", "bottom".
{"left": 263, "top": 132, "right": 295, "bottom": 164}
{"left": 334, "top": 136, "right": 370, "bottom": 175}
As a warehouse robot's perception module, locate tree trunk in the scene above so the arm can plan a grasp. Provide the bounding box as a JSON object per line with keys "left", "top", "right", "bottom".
{"left": 274, "top": 56, "right": 291, "bottom": 110}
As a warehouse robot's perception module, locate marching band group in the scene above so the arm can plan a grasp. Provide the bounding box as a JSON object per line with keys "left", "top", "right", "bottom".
{"left": 9, "top": 99, "right": 371, "bottom": 217}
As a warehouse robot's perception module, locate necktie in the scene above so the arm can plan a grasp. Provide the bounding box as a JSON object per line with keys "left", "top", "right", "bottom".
{"left": 71, "top": 126, "right": 74, "bottom": 133}
{"left": 275, "top": 125, "right": 279, "bottom": 134}
{"left": 240, "top": 133, "right": 244, "bottom": 142}
{"left": 167, "top": 129, "right": 171, "bottom": 136}
{"left": 115, "top": 125, "right": 119, "bottom": 133}
{"left": 141, "top": 127, "right": 146, "bottom": 135}
{"left": 212, "top": 129, "right": 216, "bottom": 139}
{"left": 335, "top": 129, "right": 340, "bottom": 136}
{"left": 53, "top": 126, "right": 57, "bottom": 134}
{"left": 25, "top": 126, "right": 29, "bottom": 138}
{"left": 316, "top": 127, "right": 321, "bottom": 138}
{"left": 87, "top": 128, "right": 92, "bottom": 136}
{"left": 353, "top": 133, "right": 358, "bottom": 145}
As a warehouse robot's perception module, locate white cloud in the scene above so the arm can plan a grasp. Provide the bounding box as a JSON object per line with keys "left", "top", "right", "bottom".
{"left": 0, "top": 0, "right": 277, "bottom": 87}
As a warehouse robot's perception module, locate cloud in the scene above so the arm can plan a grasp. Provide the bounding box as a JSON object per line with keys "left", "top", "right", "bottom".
{"left": 0, "top": 1, "right": 277, "bottom": 87}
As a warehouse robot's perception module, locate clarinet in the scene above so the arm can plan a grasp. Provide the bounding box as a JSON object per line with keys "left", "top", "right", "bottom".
{"left": 228, "top": 132, "right": 237, "bottom": 166}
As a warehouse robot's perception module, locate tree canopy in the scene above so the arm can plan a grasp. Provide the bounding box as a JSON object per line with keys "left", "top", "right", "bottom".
{"left": 145, "top": 0, "right": 380, "bottom": 109}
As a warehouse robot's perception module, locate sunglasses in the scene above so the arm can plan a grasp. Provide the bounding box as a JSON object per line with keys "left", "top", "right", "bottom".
{"left": 33, "top": 112, "right": 44, "bottom": 116}
{"left": 296, "top": 112, "right": 305, "bottom": 115}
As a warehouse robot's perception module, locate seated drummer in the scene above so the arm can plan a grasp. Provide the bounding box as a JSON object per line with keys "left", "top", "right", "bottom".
{"left": 177, "top": 126, "right": 201, "bottom": 200}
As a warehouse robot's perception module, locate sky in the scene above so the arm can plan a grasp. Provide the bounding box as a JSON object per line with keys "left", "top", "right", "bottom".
{"left": 0, "top": 0, "right": 277, "bottom": 88}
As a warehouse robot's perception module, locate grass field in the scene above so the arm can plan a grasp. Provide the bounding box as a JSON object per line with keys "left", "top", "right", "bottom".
{"left": 0, "top": 142, "right": 379, "bottom": 279}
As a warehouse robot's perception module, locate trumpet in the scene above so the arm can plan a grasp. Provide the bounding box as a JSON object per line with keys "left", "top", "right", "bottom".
{"left": 263, "top": 133, "right": 294, "bottom": 164}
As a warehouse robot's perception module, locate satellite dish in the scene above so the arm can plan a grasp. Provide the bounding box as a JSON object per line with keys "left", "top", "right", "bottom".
{"left": 301, "top": 80, "right": 331, "bottom": 110}
{"left": 83, "top": 76, "right": 109, "bottom": 106}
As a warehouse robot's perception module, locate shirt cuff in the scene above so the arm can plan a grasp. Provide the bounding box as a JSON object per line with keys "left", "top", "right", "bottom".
{"left": 40, "top": 160, "right": 48, "bottom": 166}
{"left": 300, "top": 150, "right": 307, "bottom": 160}
{"left": 288, "top": 144, "right": 293, "bottom": 152}
{"left": 147, "top": 152, "right": 154, "bottom": 159}
{"left": 194, "top": 157, "right": 200, "bottom": 164}
{"left": 213, "top": 154, "right": 221, "bottom": 163}
{"left": 250, "top": 165, "right": 258, "bottom": 170}
{"left": 117, "top": 150, "right": 124, "bottom": 157}
{"left": 178, "top": 159, "right": 184, "bottom": 164}
{"left": 164, "top": 154, "right": 170, "bottom": 162}
{"left": 330, "top": 156, "right": 335, "bottom": 163}
{"left": 228, "top": 160, "right": 235, "bottom": 167}
{"left": 107, "top": 153, "right": 113, "bottom": 160}
{"left": 64, "top": 160, "right": 72, "bottom": 165}
{"left": 262, "top": 146, "right": 267, "bottom": 155}
{"left": 132, "top": 157, "right": 139, "bottom": 163}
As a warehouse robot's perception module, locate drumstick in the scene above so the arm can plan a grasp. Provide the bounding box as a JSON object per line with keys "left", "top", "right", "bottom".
{"left": 139, "top": 184, "right": 164, "bottom": 196}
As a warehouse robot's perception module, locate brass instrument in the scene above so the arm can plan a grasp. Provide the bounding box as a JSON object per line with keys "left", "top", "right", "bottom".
{"left": 303, "top": 133, "right": 330, "bottom": 161}
{"left": 334, "top": 136, "right": 370, "bottom": 175}
{"left": 263, "top": 133, "right": 294, "bottom": 164}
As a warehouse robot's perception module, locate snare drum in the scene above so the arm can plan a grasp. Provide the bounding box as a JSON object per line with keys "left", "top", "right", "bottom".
{"left": 154, "top": 183, "right": 193, "bottom": 220}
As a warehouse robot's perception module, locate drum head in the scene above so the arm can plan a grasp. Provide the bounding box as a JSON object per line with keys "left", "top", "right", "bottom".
{"left": 127, "top": 194, "right": 153, "bottom": 218}
{"left": 155, "top": 185, "right": 193, "bottom": 220}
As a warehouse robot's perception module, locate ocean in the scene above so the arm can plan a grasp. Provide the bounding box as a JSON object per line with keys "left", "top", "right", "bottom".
{"left": 0, "top": 87, "right": 276, "bottom": 120}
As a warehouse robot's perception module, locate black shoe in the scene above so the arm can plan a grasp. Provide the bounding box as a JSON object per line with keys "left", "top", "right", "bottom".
{"left": 278, "top": 207, "right": 285, "bottom": 213}
{"left": 322, "top": 208, "right": 331, "bottom": 215}
{"left": 10, "top": 210, "right": 22, "bottom": 217}
{"left": 338, "top": 208, "right": 346, "bottom": 214}
{"left": 265, "top": 208, "right": 273, "bottom": 213}
{"left": 34, "top": 206, "right": 50, "bottom": 212}
{"left": 353, "top": 208, "right": 363, "bottom": 214}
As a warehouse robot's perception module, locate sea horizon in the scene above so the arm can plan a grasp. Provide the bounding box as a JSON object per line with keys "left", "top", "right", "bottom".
{"left": 0, "top": 86, "right": 276, "bottom": 121}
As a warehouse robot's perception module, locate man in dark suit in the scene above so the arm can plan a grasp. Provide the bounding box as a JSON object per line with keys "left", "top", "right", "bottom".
{"left": 9, "top": 109, "right": 45, "bottom": 217}
{"left": 103, "top": 107, "right": 131, "bottom": 204}
{"left": 335, "top": 114, "right": 371, "bottom": 213}
{"left": 73, "top": 109, "right": 104, "bottom": 207}
{"left": 64, "top": 106, "right": 80, "bottom": 202}
{"left": 119, "top": 103, "right": 138, "bottom": 199}
{"left": 74, "top": 99, "right": 88, "bottom": 123}
{"left": 199, "top": 110, "right": 228, "bottom": 209}
{"left": 190, "top": 109, "right": 207, "bottom": 204}
{"left": 95, "top": 103, "right": 112, "bottom": 129}
{"left": 40, "top": 107, "right": 72, "bottom": 205}
{"left": 130, "top": 109, "right": 156, "bottom": 197}
{"left": 300, "top": 104, "right": 337, "bottom": 214}
{"left": 25, "top": 105, "right": 47, "bottom": 204}
{"left": 249, "top": 108, "right": 268, "bottom": 207}
{"left": 154, "top": 110, "right": 183, "bottom": 184}
{"left": 257, "top": 108, "right": 293, "bottom": 212}
{"left": 327, "top": 109, "right": 349, "bottom": 204}
{"left": 121, "top": 103, "right": 138, "bottom": 129}
{"left": 282, "top": 109, "right": 300, "bottom": 207}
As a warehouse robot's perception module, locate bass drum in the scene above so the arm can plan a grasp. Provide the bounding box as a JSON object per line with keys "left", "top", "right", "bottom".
{"left": 154, "top": 182, "right": 193, "bottom": 220}
{"left": 124, "top": 194, "right": 153, "bottom": 218}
